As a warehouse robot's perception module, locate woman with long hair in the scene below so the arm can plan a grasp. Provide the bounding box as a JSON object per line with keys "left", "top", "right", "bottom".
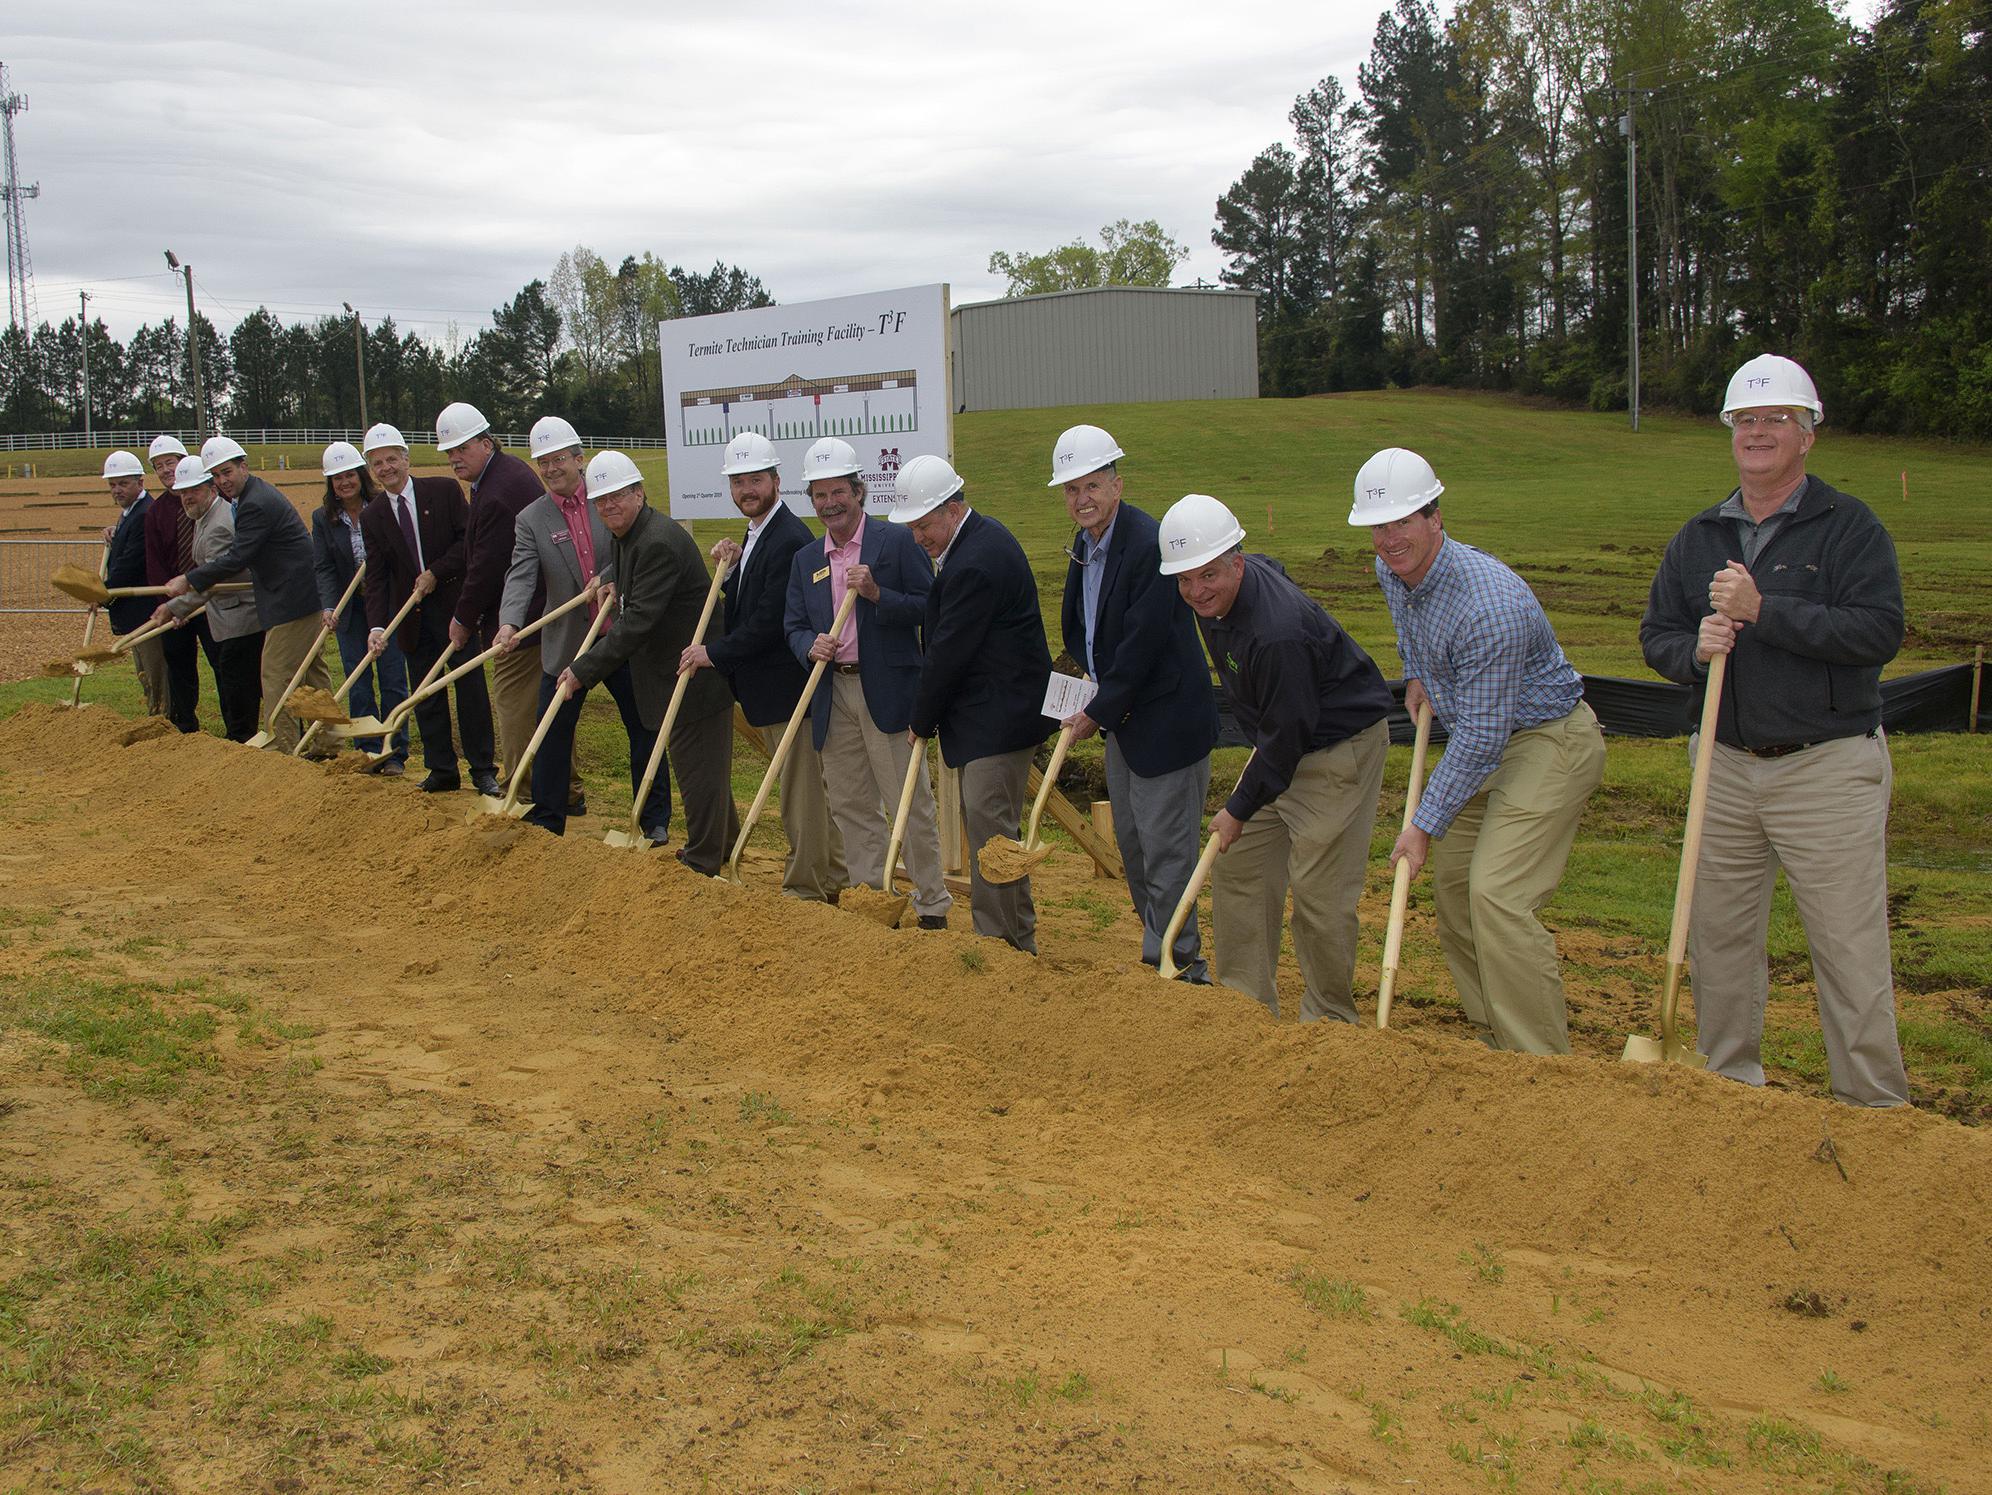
{"left": 312, "top": 441, "right": 411, "bottom": 769}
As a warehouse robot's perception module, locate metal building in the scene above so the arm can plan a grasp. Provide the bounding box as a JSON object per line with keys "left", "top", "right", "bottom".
{"left": 950, "top": 286, "right": 1258, "bottom": 413}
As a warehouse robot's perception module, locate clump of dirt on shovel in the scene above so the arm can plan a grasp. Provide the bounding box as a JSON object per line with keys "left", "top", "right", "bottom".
{"left": 288, "top": 687, "right": 349, "bottom": 723}
{"left": 975, "top": 834, "right": 1042, "bottom": 885}
{"left": 841, "top": 884, "right": 908, "bottom": 927}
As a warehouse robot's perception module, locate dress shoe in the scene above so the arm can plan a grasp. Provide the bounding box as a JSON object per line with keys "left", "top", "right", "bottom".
{"left": 418, "top": 771, "right": 461, "bottom": 793}
{"left": 567, "top": 794, "right": 587, "bottom": 816}
{"left": 917, "top": 914, "right": 947, "bottom": 931}
{"left": 470, "top": 770, "right": 503, "bottom": 796}
{"left": 376, "top": 759, "right": 406, "bottom": 778}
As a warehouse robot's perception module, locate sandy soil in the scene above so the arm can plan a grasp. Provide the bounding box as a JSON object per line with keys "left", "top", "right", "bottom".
{"left": 0, "top": 704, "right": 1986, "bottom": 1493}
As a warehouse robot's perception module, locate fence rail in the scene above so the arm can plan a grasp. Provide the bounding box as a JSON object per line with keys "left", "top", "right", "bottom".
{"left": 0, "top": 428, "right": 670, "bottom": 453}
{"left": 0, "top": 538, "right": 101, "bottom": 614}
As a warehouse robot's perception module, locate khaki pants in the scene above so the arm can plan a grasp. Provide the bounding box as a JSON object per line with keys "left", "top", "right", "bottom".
{"left": 491, "top": 640, "right": 560, "bottom": 795}
{"left": 820, "top": 673, "right": 949, "bottom": 918}
{"left": 1690, "top": 731, "right": 1908, "bottom": 1106}
{"left": 1214, "top": 719, "right": 1387, "bottom": 1021}
{"left": 1430, "top": 703, "right": 1605, "bottom": 1055}
{"left": 130, "top": 633, "right": 169, "bottom": 715}
{"left": 749, "top": 720, "right": 846, "bottom": 902}
{"left": 258, "top": 614, "right": 333, "bottom": 755}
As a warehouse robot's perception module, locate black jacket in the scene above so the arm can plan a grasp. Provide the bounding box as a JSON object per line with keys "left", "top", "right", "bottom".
{"left": 707, "top": 504, "right": 815, "bottom": 728}
{"left": 186, "top": 475, "right": 319, "bottom": 630}
{"left": 1060, "top": 501, "right": 1219, "bottom": 777}
{"left": 1196, "top": 554, "right": 1392, "bottom": 821}
{"left": 106, "top": 493, "right": 154, "bottom": 633}
{"left": 1640, "top": 474, "right": 1902, "bottom": 749}
{"left": 911, "top": 510, "right": 1054, "bottom": 766}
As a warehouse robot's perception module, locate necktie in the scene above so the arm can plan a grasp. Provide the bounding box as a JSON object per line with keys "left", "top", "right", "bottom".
{"left": 397, "top": 496, "right": 421, "bottom": 570}
{"left": 176, "top": 508, "right": 195, "bottom": 573}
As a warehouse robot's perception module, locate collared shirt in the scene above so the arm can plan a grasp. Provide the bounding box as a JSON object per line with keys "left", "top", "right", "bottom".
{"left": 1718, "top": 479, "right": 1806, "bottom": 567}
{"left": 824, "top": 514, "right": 865, "bottom": 663}
{"left": 933, "top": 505, "right": 974, "bottom": 573}
{"left": 1378, "top": 537, "right": 1586, "bottom": 837}
{"left": 391, "top": 481, "right": 425, "bottom": 571}
{"left": 739, "top": 508, "right": 776, "bottom": 578}
{"left": 331, "top": 507, "right": 366, "bottom": 568}
{"left": 553, "top": 483, "right": 596, "bottom": 585}
{"left": 1074, "top": 511, "right": 1117, "bottom": 676}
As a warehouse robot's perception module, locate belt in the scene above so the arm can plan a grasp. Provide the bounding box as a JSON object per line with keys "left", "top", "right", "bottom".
{"left": 832, "top": 663, "right": 860, "bottom": 675}
{"left": 1742, "top": 726, "right": 1877, "bottom": 760}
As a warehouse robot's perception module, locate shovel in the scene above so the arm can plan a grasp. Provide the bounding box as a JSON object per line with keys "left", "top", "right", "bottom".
{"left": 246, "top": 565, "right": 367, "bottom": 749}
{"left": 977, "top": 724, "right": 1076, "bottom": 885}
{"left": 605, "top": 560, "right": 732, "bottom": 849}
{"left": 1623, "top": 653, "right": 1721, "bottom": 1068}
{"left": 720, "top": 587, "right": 859, "bottom": 884}
{"left": 862, "top": 743, "right": 928, "bottom": 926}
{"left": 472, "top": 601, "right": 612, "bottom": 819}
{"left": 1376, "top": 701, "right": 1434, "bottom": 1029}
{"left": 50, "top": 561, "right": 249, "bottom": 607}
{"left": 1157, "top": 750, "right": 1254, "bottom": 980}
{"left": 292, "top": 584, "right": 428, "bottom": 757}
{"left": 64, "top": 546, "right": 109, "bottom": 709}
{"left": 55, "top": 604, "right": 208, "bottom": 673}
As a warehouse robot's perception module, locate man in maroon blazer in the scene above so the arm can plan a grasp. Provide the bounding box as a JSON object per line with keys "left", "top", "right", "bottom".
{"left": 142, "top": 434, "right": 212, "bottom": 733}
{"left": 362, "top": 421, "right": 498, "bottom": 793}
{"left": 438, "top": 401, "right": 547, "bottom": 787}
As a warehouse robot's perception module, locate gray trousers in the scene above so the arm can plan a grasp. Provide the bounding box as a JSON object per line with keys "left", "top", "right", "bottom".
{"left": 130, "top": 633, "right": 169, "bottom": 715}
{"left": 1214, "top": 720, "right": 1387, "bottom": 1022}
{"left": 672, "top": 706, "right": 740, "bottom": 877}
{"left": 820, "top": 674, "right": 950, "bottom": 917}
{"left": 1690, "top": 731, "right": 1909, "bottom": 1107}
{"left": 1105, "top": 737, "right": 1211, "bottom": 979}
{"left": 963, "top": 746, "right": 1038, "bottom": 953}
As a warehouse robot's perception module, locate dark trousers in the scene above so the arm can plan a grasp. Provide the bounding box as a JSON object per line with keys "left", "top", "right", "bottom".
{"left": 205, "top": 630, "right": 265, "bottom": 742}
{"left": 526, "top": 665, "right": 669, "bottom": 838}
{"left": 405, "top": 606, "right": 495, "bottom": 778}
{"left": 334, "top": 617, "right": 410, "bottom": 760}
{"left": 162, "top": 616, "right": 204, "bottom": 733}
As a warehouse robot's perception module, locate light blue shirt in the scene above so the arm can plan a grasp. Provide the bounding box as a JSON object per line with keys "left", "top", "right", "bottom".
{"left": 1076, "top": 511, "right": 1118, "bottom": 676}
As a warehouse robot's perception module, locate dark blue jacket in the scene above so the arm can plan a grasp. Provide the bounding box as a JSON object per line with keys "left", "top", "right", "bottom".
{"left": 784, "top": 516, "right": 931, "bottom": 751}
{"left": 1059, "top": 500, "right": 1219, "bottom": 777}
{"left": 911, "top": 510, "right": 1054, "bottom": 767}
{"left": 105, "top": 493, "right": 154, "bottom": 633}
{"left": 186, "top": 474, "right": 319, "bottom": 630}
{"left": 311, "top": 503, "right": 370, "bottom": 621}
{"left": 708, "top": 504, "right": 816, "bottom": 728}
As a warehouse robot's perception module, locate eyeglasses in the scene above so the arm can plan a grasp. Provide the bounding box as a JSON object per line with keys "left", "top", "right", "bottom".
{"left": 1730, "top": 412, "right": 1798, "bottom": 430}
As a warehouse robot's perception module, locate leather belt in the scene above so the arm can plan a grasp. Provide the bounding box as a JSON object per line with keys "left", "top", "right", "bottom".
{"left": 832, "top": 663, "right": 860, "bottom": 675}
{"left": 1743, "top": 726, "right": 1877, "bottom": 760}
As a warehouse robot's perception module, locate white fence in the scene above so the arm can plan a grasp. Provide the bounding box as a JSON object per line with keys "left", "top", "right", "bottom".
{"left": 0, "top": 428, "right": 670, "bottom": 453}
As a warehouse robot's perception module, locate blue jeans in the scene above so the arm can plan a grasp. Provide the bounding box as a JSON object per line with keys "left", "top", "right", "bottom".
{"left": 527, "top": 665, "right": 669, "bottom": 838}
{"left": 335, "top": 617, "right": 410, "bottom": 759}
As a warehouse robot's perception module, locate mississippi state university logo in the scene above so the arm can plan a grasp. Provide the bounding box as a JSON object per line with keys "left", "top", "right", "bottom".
{"left": 878, "top": 447, "right": 902, "bottom": 476}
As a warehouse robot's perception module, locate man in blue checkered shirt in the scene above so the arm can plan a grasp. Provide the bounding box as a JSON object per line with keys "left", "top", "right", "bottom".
{"left": 1351, "top": 448, "right": 1605, "bottom": 1054}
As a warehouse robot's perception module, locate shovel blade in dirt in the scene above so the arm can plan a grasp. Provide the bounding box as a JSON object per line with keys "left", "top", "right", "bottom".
{"left": 1622, "top": 962, "right": 1709, "bottom": 1067}
{"left": 42, "top": 657, "right": 92, "bottom": 678}
{"left": 601, "top": 826, "right": 661, "bottom": 850}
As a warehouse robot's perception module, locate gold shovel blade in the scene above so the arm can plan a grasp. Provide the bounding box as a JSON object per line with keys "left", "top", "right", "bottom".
{"left": 243, "top": 730, "right": 274, "bottom": 749}
{"left": 322, "top": 715, "right": 391, "bottom": 738}
{"left": 601, "top": 827, "right": 651, "bottom": 849}
{"left": 51, "top": 563, "right": 111, "bottom": 606}
{"left": 976, "top": 834, "right": 1049, "bottom": 885}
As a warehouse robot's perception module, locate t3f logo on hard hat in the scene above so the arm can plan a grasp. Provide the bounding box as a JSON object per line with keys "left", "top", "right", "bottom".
{"left": 1748, "top": 376, "right": 1772, "bottom": 390}
{"left": 1166, "top": 536, "right": 1187, "bottom": 551}
{"left": 1365, "top": 485, "right": 1387, "bottom": 500}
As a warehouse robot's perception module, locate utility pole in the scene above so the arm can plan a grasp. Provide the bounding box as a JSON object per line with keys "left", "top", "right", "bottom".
{"left": 1620, "top": 88, "right": 1644, "bottom": 433}
{"left": 164, "top": 249, "right": 206, "bottom": 437}
{"left": 78, "top": 288, "right": 91, "bottom": 445}
{"left": 343, "top": 301, "right": 369, "bottom": 428}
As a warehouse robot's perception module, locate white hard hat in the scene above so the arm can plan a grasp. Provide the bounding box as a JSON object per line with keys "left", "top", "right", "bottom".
{"left": 801, "top": 437, "right": 861, "bottom": 483}
{"left": 888, "top": 454, "right": 965, "bottom": 524}
{"left": 435, "top": 401, "right": 491, "bottom": 452}
{"left": 1348, "top": 447, "right": 1445, "bottom": 527}
{"left": 102, "top": 450, "right": 146, "bottom": 480}
{"left": 1047, "top": 424, "right": 1125, "bottom": 488}
{"left": 1158, "top": 494, "right": 1246, "bottom": 575}
{"left": 147, "top": 434, "right": 188, "bottom": 461}
{"left": 529, "top": 415, "right": 583, "bottom": 460}
{"left": 200, "top": 435, "right": 248, "bottom": 468}
{"left": 719, "top": 431, "right": 779, "bottom": 475}
{"left": 585, "top": 450, "right": 644, "bottom": 500}
{"left": 1721, "top": 354, "right": 1822, "bottom": 426}
{"left": 171, "top": 455, "right": 212, "bottom": 491}
{"left": 362, "top": 422, "right": 408, "bottom": 455}
{"left": 322, "top": 441, "right": 366, "bottom": 477}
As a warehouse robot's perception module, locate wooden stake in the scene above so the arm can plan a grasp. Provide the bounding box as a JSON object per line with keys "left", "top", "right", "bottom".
{"left": 1971, "top": 644, "right": 1984, "bottom": 733}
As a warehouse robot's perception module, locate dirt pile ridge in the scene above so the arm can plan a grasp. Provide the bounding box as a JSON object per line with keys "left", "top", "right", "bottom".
{"left": 1, "top": 702, "right": 1987, "bottom": 1493}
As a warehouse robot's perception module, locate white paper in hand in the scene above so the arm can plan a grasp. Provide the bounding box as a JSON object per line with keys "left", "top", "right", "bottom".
{"left": 1041, "top": 672, "right": 1098, "bottom": 720}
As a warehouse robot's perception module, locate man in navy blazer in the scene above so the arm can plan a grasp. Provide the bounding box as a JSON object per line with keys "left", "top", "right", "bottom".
{"left": 897, "top": 456, "right": 1054, "bottom": 954}
{"left": 782, "top": 445, "right": 950, "bottom": 926}
{"left": 681, "top": 433, "right": 843, "bottom": 902}
{"left": 1052, "top": 425, "right": 1221, "bottom": 981}
{"left": 98, "top": 451, "right": 167, "bottom": 715}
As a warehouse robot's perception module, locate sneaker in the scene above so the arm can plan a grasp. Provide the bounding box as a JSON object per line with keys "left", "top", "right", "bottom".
{"left": 917, "top": 914, "right": 947, "bottom": 931}
{"left": 567, "top": 794, "right": 587, "bottom": 816}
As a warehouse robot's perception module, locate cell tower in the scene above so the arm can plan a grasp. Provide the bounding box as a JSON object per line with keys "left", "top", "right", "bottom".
{"left": 1, "top": 62, "right": 39, "bottom": 334}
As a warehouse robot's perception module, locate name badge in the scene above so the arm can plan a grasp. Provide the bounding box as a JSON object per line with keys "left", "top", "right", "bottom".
{"left": 811, "top": 566, "right": 831, "bottom": 584}
{"left": 551, "top": 529, "right": 570, "bottom": 544}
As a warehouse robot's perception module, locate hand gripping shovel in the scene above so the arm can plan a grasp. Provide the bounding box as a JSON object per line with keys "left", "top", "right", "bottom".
{"left": 1157, "top": 750, "right": 1254, "bottom": 980}
{"left": 606, "top": 560, "right": 732, "bottom": 849}
{"left": 472, "top": 601, "right": 612, "bottom": 820}
{"left": 291, "top": 585, "right": 427, "bottom": 757}
{"left": 720, "top": 587, "right": 859, "bottom": 884}
{"left": 1376, "top": 701, "right": 1434, "bottom": 1029}
{"left": 63, "top": 546, "right": 109, "bottom": 709}
{"left": 976, "top": 723, "right": 1077, "bottom": 885}
{"left": 1623, "top": 653, "right": 1721, "bottom": 1068}
{"left": 246, "top": 564, "right": 366, "bottom": 749}
{"left": 51, "top": 604, "right": 207, "bottom": 676}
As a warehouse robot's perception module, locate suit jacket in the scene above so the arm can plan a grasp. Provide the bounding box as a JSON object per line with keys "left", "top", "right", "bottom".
{"left": 707, "top": 504, "right": 816, "bottom": 728}
{"left": 312, "top": 504, "right": 369, "bottom": 612}
{"left": 911, "top": 510, "right": 1054, "bottom": 767}
{"left": 361, "top": 477, "right": 469, "bottom": 650}
{"left": 783, "top": 515, "right": 932, "bottom": 751}
{"left": 570, "top": 505, "right": 733, "bottom": 730}
{"left": 500, "top": 492, "right": 605, "bottom": 673}
{"left": 168, "top": 500, "right": 259, "bottom": 641}
{"left": 454, "top": 449, "right": 546, "bottom": 643}
{"left": 186, "top": 474, "right": 318, "bottom": 630}
{"left": 1060, "top": 501, "right": 1220, "bottom": 777}
{"left": 106, "top": 493, "right": 154, "bottom": 634}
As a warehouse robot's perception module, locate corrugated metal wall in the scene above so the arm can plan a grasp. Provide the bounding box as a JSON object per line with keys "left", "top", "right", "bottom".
{"left": 951, "top": 287, "right": 1258, "bottom": 412}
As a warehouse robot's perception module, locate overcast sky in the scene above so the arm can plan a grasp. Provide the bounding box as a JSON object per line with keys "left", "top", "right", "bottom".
{"left": 4, "top": 0, "right": 1390, "bottom": 343}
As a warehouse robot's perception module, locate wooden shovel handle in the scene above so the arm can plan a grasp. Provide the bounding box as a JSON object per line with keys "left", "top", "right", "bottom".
{"left": 294, "top": 584, "right": 428, "bottom": 756}
{"left": 396, "top": 585, "right": 596, "bottom": 720}
{"left": 499, "top": 602, "right": 612, "bottom": 814}
{"left": 1020, "top": 725, "right": 1076, "bottom": 849}
{"left": 1661, "top": 652, "right": 1726, "bottom": 1047}
{"left": 625, "top": 560, "right": 732, "bottom": 841}
{"left": 1377, "top": 702, "right": 1434, "bottom": 1029}
{"left": 264, "top": 564, "right": 366, "bottom": 736}
{"left": 70, "top": 545, "right": 110, "bottom": 708}
{"left": 115, "top": 603, "right": 206, "bottom": 653}
{"left": 1158, "top": 749, "right": 1254, "bottom": 980}
{"left": 882, "top": 742, "right": 925, "bottom": 897}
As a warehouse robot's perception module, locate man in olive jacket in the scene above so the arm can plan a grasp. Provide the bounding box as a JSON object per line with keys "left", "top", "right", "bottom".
{"left": 561, "top": 453, "right": 738, "bottom": 872}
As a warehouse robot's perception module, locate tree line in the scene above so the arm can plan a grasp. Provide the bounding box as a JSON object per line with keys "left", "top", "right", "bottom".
{"left": 0, "top": 254, "right": 771, "bottom": 438}
{"left": 1208, "top": 0, "right": 1990, "bottom": 437}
